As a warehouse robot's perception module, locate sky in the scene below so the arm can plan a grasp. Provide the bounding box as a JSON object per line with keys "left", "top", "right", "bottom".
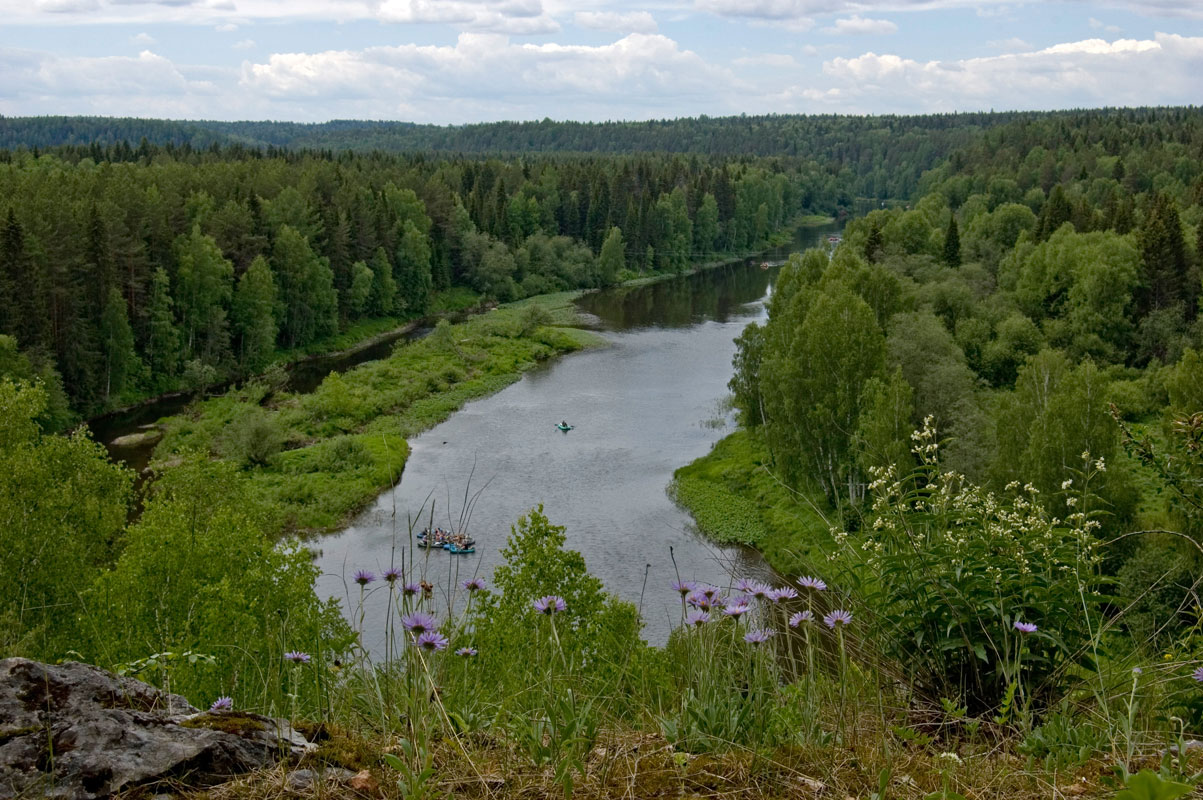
{"left": 0, "top": 0, "right": 1200, "bottom": 123}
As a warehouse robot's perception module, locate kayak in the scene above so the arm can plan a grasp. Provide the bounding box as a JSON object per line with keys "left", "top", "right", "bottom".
{"left": 447, "top": 544, "right": 476, "bottom": 554}
{"left": 556, "top": 423, "right": 574, "bottom": 432}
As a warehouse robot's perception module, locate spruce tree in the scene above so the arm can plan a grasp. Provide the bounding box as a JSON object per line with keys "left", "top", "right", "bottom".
{"left": 943, "top": 216, "right": 962, "bottom": 267}
{"left": 99, "top": 287, "right": 138, "bottom": 401}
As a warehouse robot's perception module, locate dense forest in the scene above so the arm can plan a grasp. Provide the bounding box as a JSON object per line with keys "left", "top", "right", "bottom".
{"left": 0, "top": 144, "right": 828, "bottom": 420}
{"left": 6, "top": 106, "right": 1203, "bottom": 799}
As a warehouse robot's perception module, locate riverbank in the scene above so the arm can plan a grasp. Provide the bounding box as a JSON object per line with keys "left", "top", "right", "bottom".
{"left": 150, "top": 293, "right": 602, "bottom": 535}
{"left": 671, "top": 428, "right": 833, "bottom": 578}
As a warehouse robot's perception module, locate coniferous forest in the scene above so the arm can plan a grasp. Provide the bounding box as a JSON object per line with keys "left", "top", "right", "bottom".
{"left": 4, "top": 106, "right": 1203, "bottom": 800}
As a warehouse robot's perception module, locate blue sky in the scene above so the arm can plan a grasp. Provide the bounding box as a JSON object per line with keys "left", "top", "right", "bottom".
{"left": 1, "top": 0, "right": 1200, "bottom": 122}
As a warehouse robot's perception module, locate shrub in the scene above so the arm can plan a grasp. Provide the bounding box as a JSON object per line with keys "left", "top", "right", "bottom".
{"left": 219, "top": 406, "right": 285, "bottom": 466}
{"left": 833, "top": 420, "right": 1105, "bottom": 709}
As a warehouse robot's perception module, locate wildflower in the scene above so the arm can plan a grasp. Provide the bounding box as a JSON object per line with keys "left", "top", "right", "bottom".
{"left": 724, "top": 600, "right": 752, "bottom": 619}
{"left": 686, "top": 610, "right": 710, "bottom": 627}
{"left": 534, "top": 595, "right": 567, "bottom": 615}
{"left": 456, "top": 647, "right": 478, "bottom": 657}
{"left": 382, "top": 567, "right": 403, "bottom": 583}
{"left": 353, "top": 569, "right": 375, "bottom": 586}
{"left": 699, "top": 585, "right": 720, "bottom": 601}
{"left": 402, "top": 581, "right": 422, "bottom": 597}
{"left": 414, "top": 631, "right": 449, "bottom": 652}
{"left": 938, "top": 751, "right": 963, "bottom": 765}
{"left": 284, "top": 651, "right": 311, "bottom": 664}
{"left": 788, "top": 610, "right": 814, "bottom": 628}
{"left": 1132, "top": 666, "right": 1142, "bottom": 676}
{"left": 1193, "top": 666, "right": 1203, "bottom": 683}
{"left": 744, "top": 629, "right": 775, "bottom": 646}
{"left": 1013, "top": 620, "right": 1037, "bottom": 634}
{"left": 768, "top": 586, "right": 798, "bottom": 603}
{"left": 824, "top": 609, "right": 853, "bottom": 628}
{"left": 461, "top": 577, "right": 486, "bottom": 592}
{"left": 749, "top": 583, "right": 772, "bottom": 601}
{"left": 402, "top": 611, "right": 438, "bottom": 635}
{"left": 797, "top": 576, "right": 827, "bottom": 592}
{"left": 671, "top": 579, "right": 697, "bottom": 597}
{"left": 210, "top": 696, "right": 233, "bottom": 712}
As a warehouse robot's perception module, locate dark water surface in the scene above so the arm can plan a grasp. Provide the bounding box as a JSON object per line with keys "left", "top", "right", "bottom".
{"left": 313, "top": 221, "right": 841, "bottom": 648}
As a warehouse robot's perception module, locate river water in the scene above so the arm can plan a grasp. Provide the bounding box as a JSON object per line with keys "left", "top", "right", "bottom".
{"left": 312, "top": 221, "right": 842, "bottom": 649}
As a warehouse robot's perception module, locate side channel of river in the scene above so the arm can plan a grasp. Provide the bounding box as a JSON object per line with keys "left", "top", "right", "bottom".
{"left": 313, "top": 220, "right": 842, "bottom": 649}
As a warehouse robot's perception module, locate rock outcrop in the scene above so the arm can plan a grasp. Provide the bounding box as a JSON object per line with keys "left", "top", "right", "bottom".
{"left": 0, "top": 658, "right": 313, "bottom": 799}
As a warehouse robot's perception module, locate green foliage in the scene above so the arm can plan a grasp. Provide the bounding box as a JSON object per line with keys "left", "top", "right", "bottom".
{"left": 0, "top": 379, "right": 131, "bottom": 657}
{"left": 85, "top": 457, "right": 353, "bottom": 703}
{"left": 1117, "top": 770, "right": 1194, "bottom": 800}
{"left": 218, "top": 405, "right": 285, "bottom": 467}
{"left": 835, "top": 422, "right": 1105, "bottom": 707}
{"left": 668, "top": 475, "right": 767, "bottom": 545}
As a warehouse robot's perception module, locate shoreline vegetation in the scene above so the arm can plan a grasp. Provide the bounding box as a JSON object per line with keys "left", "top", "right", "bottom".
{"left": 141, "top": 218, "right": 825, "bottom": 536}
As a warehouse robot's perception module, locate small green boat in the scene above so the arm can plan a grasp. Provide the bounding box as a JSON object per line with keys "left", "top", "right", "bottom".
{"left": 556, "top": 422, "right": 574, "bottom": 432}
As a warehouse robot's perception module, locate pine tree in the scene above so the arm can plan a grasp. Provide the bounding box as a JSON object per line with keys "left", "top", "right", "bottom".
{"left": 144, "top": 268, "right": 181, "bottom": 382}
{"left": 1137, "top": 193, "right": 1189, "bottom": 318}
{"left": 99, "top": 287, "right": 138, "bottom": 401}
{"left": 942, "top": 215, "right": 962, "bottom": 267}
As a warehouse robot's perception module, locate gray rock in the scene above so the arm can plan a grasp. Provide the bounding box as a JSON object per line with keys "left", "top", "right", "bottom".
{"left": 285, "top": 769, "right": 318, "bottom": 791}
{"left": 0, "top": 658, "right": 313, "bottom": 800}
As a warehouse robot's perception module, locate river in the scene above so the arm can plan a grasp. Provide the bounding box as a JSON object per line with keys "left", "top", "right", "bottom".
{"left": 312, "top": 220, "right": 842, "bottom": 649}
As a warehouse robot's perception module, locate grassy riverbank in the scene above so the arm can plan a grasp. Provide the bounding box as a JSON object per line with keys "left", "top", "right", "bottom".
{"left": 151, "top": 293, "right": 601, "bottom": 534}
{"left": 671, "top": 429, "right": 832, "bottom": 576}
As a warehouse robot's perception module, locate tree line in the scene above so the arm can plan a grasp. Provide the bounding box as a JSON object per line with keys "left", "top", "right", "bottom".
{"left": 0, "top": 146, "right": 828, "bottom": 421}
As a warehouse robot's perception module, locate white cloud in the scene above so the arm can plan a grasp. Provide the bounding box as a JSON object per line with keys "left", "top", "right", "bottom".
{"left": 214, "top": 21, "right": 237, "bottom": 30}
{"left": 734, "top": 52, "right": 798, "bottom": 68}
{"left": 130, "top": 31, "right": 155, "bottom": 43}
{"left": 822, "top": 14, "right": 897, "bottom": 34}
{"left": 374, "top": 0, "right": 561, "bottom": 34}
{"left": 987, "top": 37, "right": 1033, "bottom": 51}
{"left": 32, "top": 0, "right": 99, "bottom": 11}
{"left": 815, "top": 33, "right": 1203, "bottom": 112}
{"left": 574, "top": 10, "right": 657, "bottom": 33}
{"left": 695, "top": 0, "right": 818, "bottom": 20}
{"left": 232, "top": 38, "right": 254, "bottom": 48}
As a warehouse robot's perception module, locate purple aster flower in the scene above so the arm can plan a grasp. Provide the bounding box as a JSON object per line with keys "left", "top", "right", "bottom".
{"left": 461, "top": 577, "right": 487, "bottom": 592}
{"left": 768, "top": 586, "right": 798, "bottom": 603}
{"left": 382, "top": 567, "right": 403, "bottom": 583}
{"left": 736, "top": 577, "right": 758, "bottom": 594}
{"left": 533, "top": 595, "right": 567, "bottom": 615}
{"left": 744, "top": 629, "right": 775, "bottom": 646}
{"left": 1013, "top": 620, "right": 1038, "bottom": 634}
{"left": 1192, "top": 666, "right": 1203, "bottom": 683}
{"left": 456, "top": 647, "right": 478, "bottom": 657}
{"left": 1132, "top": 666, "right": 1142, "bottom": 676}
{"left": 402, "top": 581, "right": 422, "bottom": 597}
{"left": 798, "top": 576, "right": 827, "bottom": 592}
{"left": 402, "top": 611, "right": 438, "bottom": 635}
{"left": 209, "top": 696, "right": 233, "bottom": 712}
{"left": 700, "top": 585, "right": 720, "bottom": 601}
{"left": 284, "top": 651, "right": 311, "bottom": 664}
{"left": 353, "top": 569, "right": 375, "bottom": 586}
{"left": 750, "top": 583, "right": 772, "bottom": 601}
{"left": 824, "top": 609, "right": 853, "bottom": 628}
{"left": 724, "top": 600, "right": 752, "bottom": 619}
{"left": 414, "top": 631, "right": 449, "bottom": 652}
{"left": 685, "top": 610, "right": 710, "bottom": 627}
{"left": 671, "top": 579, "right": 697, "bottom": 597}
{"left": 789, "top": 610, "right": 814, "bottom": 628}
{"left": 686, "top": 591, "right": 710, "bottom": 611}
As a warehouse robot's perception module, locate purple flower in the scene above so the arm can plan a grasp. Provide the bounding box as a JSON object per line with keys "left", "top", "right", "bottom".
{"left": 798, "top": 576, "right": 827, "bottom": 592}
{"left": 789, "top": 610, "right": 814, "bottom": 628}
{"left": 671, "top": 579, "right": 697, "bottom": 597}
{"left": 284, "top": 651, "right": 311, "bottom": 664}
{"left": 456, "top": 647, "right": 478, "bottom": 657}
{"left": 768, "top": 586, "right": 798, "bottom": 603}
{"left": 533, "top": 595, "right": 567, "bottom": 615}
{"left": 749, "top": 583, "right": 772, "bottom": 601}
{"left": 414, "top": 631, "right": 449, "bottom": 652}
{"left": 1192, "top": 666, "right": 1203, "bottom": 683}
{"left": 700, "top": 585, "right": 720, "bottom": 601}
{"left": 354, "top": 569, "right": 375, "bottom": 586}
{"left": 736, "top": 578, "right": 759, "bottom": 594}
{"left": 724, "top": 600, "right": 752, "bottom": 619}
{"left": 402, "top": 611, "right": 438, "bottom": 635}
{"left": 461, "top": 577, "right": 487, "bottom": 593}
{"left": 824, "top": 610, "right": 853, "bottom": 628}
{"left": 744, "top": 629, "right": 775, "bottom": 646}
{"left": 210, "top": 696, "right": 233, "bottom": 711}
{"left": 685, "top": 610, "right": 710, "bottom": 627}
{"left": 382, "top": 567, "right": 403, "bottom": 583}
{"left": 1013, "top": 620, "right": 1038, "bottom": 635}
